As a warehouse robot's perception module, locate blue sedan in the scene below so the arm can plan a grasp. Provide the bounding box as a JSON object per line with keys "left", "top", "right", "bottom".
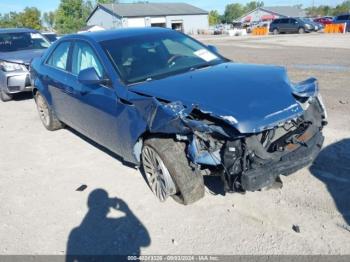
{"left": 31, "top": 28, "right": 327, "bottom": 205}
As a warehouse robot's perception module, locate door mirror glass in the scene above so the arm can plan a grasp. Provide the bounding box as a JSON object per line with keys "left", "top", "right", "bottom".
{"left": 78, "top": 67, "right": 104, "bottom": 85}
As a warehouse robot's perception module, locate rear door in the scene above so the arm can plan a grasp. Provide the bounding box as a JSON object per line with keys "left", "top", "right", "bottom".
{"left": 44, "top": 41, "right": 75, "bottom": 123}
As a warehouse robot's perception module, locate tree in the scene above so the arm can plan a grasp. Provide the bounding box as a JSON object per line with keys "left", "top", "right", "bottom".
{"left": 223, "top": 3, "right": 245, "bottom": 23}
{"left": 18, "top": 7, "right": 42, "bottom": 30}
{"left": 333, "top": 0, "right": 350, "bottom": 15}
{"left": 0, "top": 7, "right": 41, "bottom": 30}
{"left": 54, "top": 0, "right": 93, "bottom": 34}
{"left": 43, "top": 11, "right": 56, "bottom": 29}
{"left": 209, "top": 10, "right": 220, "bottom": 26}
{"left": 245, "top": 1, "right": 264, "bottom": 12}
{"left": 96, "top": 0, "right": 120, "bottom": 3}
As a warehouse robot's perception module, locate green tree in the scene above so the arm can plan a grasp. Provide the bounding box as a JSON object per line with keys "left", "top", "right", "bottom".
{"left": 209, "top": 10, "right": 220, "bottom": 25}
{"left": 245, "top": 1, "right": 264, "bottom": 12}
{"left": 223, "top": 3, "right": 245, "bottom": 23}
{"left": 54, "top": 0, "right": 93, "bottom": 34}
{"left": 0, "top": 7, "right": 41, "bottom": 30}
{"left": 96, "top": 0, "right": 119, "bottom": 3}
{"left": 17, "top": 7, "right": 42, "bottom": 30}
{"left": 333, "top": 0, "right": 350, "bottom": 15}
{"left": 43, "top": 11, "right": 56, "bottom": 29}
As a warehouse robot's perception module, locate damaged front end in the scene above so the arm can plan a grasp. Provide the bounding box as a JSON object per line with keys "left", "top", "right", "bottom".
{"left": 132, "top": 77, "right": 327, "bottom": 193}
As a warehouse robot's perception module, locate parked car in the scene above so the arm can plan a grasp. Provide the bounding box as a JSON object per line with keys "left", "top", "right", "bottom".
{"left": 270, "top": 18, "right": 315, "bottom": 34}
{"left": 301, "top": 18, "right": 324, "bottom": 31}
{"left": 42, "top": 32, "right": 58, "bottom": 43}
{"left": 314, "top": 17, "right": 333, "bottom": 25}
{"left": 0, "top": 28, "right": 50, "bottom": 101}
{"left": 333, "top": 14, "right": 350, "bottom": 32}
{"left": 31, "top": 28, "right": 327, "bottom": 205}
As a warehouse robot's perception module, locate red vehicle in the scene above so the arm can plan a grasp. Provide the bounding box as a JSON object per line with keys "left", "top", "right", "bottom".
{"left": 314, "top": 17, "right": 333, "bottom": 25}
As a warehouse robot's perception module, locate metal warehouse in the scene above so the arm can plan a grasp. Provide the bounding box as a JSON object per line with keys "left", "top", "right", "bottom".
{"left": 86, "top": 2, "right": 209, "bottom": 35}
{"left": 238, "top": 6, "right": 306, "bottom": 23}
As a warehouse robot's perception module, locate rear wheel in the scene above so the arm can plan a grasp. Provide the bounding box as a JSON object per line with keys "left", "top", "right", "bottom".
{"left": 35, "top": 91, "right": 64, "bottom": 131}
{"left": 141, "top": 138, "right": 205, "bottom": 205}
{"left": 273, "top": 28, "right": 279, "bottom": 35}
{"left": 0, "top": 87, "right": 13, "bottom": 102}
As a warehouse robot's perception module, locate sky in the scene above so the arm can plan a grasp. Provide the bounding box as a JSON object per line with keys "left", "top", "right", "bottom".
{"left": 0, "top": 0, "right": 346, "bottom": 14}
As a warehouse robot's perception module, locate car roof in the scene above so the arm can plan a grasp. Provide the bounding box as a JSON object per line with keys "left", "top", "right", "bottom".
{"left": 0, "top": 28, "right": 38, "bottom": 34}
{"left": 61, "top": 27, "right": 174, "bottom": 43}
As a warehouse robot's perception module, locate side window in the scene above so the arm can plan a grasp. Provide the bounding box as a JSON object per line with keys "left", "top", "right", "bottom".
{"left": 280, "top": 18, "right": 289, "bottom": 23}
{"left": 72, "top": 41, "right": 104, "bottom": 78}
{"left": 290, "top": 19, "right": 297, "bottom": 24}
{"left": 47, "top": 42, "right": 70, "bottom": 70}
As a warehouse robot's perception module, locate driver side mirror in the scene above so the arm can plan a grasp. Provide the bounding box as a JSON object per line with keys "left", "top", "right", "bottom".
{"left": 78, "top": 67, "right": 109, "bottom": 86}
{"left": 207, "top": 45, "right": 219, "bottom": 54}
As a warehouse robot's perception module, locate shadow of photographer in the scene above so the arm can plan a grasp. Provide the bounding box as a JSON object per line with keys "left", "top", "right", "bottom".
{"left": 66, "top": 189, "right": 150, "bottom": 261}
{"left": 310, "top": 138, "right": 350, "bottom": 226}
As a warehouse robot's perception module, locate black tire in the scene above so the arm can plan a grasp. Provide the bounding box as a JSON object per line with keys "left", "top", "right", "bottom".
{"left": 35, "top": 91, "right": 64, "bottom": 131}
{"left": 298, "top": 27, "right": 305, "bottom": 34}
{"left": 142, "top": 137, "right": 205, "bottom": 205}
{"left": 0, "top": 87, "right": 13, "bottom": 102}
{"left": 272, "top": 28, "right": 279, "bottom": 35}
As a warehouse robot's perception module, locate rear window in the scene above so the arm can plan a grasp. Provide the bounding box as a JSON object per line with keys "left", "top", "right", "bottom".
{"left": 0, "top": 32, "right": 50, "bottom": 52}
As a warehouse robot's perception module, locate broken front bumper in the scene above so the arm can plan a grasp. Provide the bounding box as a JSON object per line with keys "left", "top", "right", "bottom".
{"left": 241, "top": 131, "right": 324, "bottom": 191}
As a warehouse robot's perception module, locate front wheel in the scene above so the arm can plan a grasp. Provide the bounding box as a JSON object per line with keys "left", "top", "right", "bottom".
{"left": 298, "top": 27, "right": 305, "bottom": 34}
{"left": 35, "top": 91, "right": 64, "bottom": 131}
{"left": 141, "top": 138, "right": 205, "bottom": 205}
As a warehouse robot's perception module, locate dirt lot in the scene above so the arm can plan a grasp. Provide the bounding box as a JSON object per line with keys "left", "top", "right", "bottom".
{"left": 0, "top": 33, "right": 349, "bottom": 256}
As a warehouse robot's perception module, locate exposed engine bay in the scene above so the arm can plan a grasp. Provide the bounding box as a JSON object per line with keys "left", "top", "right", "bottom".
{"left": 183, "top": 95, "right": 327, "bottom": 193}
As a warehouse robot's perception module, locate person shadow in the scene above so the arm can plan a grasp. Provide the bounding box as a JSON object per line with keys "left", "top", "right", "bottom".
{"left": 66, "top": 189, "right": 151, "bottom": 262}
{"left": 309, "top": 139, "right": 350, "bottom": 227}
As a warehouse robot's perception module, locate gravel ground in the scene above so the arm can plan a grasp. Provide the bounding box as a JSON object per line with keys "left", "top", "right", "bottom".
{"left": 0, "top": 33, "right": 349, "bottom": 256}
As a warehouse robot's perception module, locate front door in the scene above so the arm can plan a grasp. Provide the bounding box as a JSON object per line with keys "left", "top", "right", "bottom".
{"left": 65, "top": 40, "right": 125, "bottom": 154}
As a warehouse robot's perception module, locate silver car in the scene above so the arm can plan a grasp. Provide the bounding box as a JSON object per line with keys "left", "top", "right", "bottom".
{"left": 0, "top": 28, "right": 50, "bottom": 102}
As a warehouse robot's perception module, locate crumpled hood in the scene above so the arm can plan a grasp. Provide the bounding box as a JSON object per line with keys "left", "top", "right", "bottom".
{"left": 130, "top": 63, "right": 304, "bottom": 134}
{"left": 0, "top": 49, "right": 45, "bottom": 65}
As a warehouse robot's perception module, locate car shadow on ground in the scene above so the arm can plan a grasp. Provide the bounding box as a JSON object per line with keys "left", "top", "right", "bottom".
{"left": 11, "top": 92, "right": 33, "bottom": 101}
{"left": 66, "top": 127, "right": 137, "bottom": 169}
{"left": 310, "top": 139, "right": 350, "bottom": 227}
{"left": 204, "top": 176, "right": 226, "bottom": 196}
{"left": 66, "top": 189, "right": 151, "bottom": 261}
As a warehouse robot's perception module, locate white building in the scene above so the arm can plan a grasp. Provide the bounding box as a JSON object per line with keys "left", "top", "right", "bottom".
{"left": 86, "top": 3, "right": 209, "bottom": 35}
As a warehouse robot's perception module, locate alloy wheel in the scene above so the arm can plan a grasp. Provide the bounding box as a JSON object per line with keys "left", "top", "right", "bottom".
{"left": 142, "top": 145, "right": 177, "bottom": 202}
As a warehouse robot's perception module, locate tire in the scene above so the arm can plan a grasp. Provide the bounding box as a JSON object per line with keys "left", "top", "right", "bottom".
{"left": 298, "top": 27, "right": 305, "bottom": 34}
{"left": 273, "top": 28, "right": 279, "bottom": 35}
{"left": 0, "top": 87, "right": 13, "bottom": 102}
{"left": 34, "top": 91, "right": 64, "bottom": 131}
{"left": 141, "top": 137, "right": 205, "bottom": 205}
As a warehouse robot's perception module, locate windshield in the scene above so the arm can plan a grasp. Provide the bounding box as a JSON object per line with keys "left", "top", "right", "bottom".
{"left": 101, "top": 31, "right": 225, "bottom": 84}
{"left": 0, "top": 32, "right": 50, "bottom": 52}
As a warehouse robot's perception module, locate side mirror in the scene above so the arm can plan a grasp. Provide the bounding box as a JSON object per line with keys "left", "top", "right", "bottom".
{"left": 78, "top": 67, "right": 106, "bottom": 85}
{"left": 207, "top": 45, "right": 219, "bottom": 54}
